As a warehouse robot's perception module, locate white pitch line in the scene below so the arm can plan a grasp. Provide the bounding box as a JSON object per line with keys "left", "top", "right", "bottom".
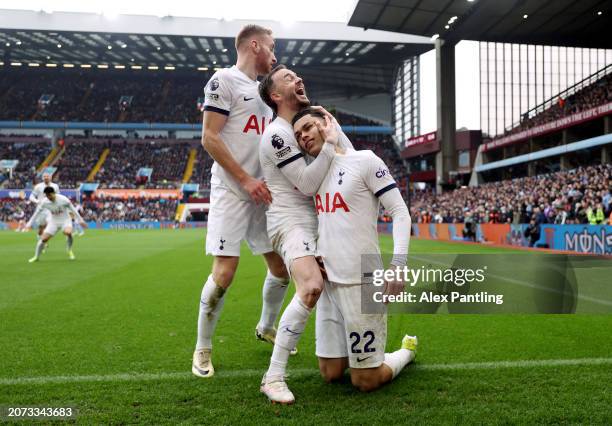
{"left": 1, "top": 358, "right": 610, "bottom": 386}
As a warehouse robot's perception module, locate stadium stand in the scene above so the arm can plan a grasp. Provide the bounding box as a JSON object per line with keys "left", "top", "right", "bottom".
{"left": 497, "top": 70, "right": 612, "bottom": 138}
{"left": 0, "top": 140, "right": 51, "bottom": 188}
{"left": 81, "top": 196, "right": 178, "bottom": 222}
{"left": 410, "top": 163, "right": 611, "bottom": 226}
{"left": 0, "top": 69, "right": 384, "bottom": 126}
{"left": 53, "top": 141, "right": 107, "bottom": 187}
{"left": 96, "top": 140, "right": 193, "bottom": 188}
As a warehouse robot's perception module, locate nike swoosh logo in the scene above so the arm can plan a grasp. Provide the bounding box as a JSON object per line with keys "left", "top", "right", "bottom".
{"left": 356, "top": 356, "right": 372, "bottom": 363}
{"left": 244, "top": 96, "right": 254, "bottom": 101}
{"left": 284, "top": 327, "right": 302, "bottom": 336}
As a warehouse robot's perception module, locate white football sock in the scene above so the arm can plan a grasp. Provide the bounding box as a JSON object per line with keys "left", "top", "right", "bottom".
{"left": 257, "top": 270, "right": 290, "bottom": 332}
{"left": 383, "top": 349, "right": 414, "bottom": 379}
{"left": 35, "top": 239, "right": 44, "bottom": 257}
{"left": 266, "top": 295, "right": 311, "bottom": 379}
{"left": 196, "top": 275, "right": 227, "bottom": 350}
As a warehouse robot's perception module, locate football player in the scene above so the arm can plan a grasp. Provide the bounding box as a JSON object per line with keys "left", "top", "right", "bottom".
{"left": 258, "top": 66, "right": 353, "bottom": 403}
{"left": 193, "top": 25, "right": 292, "bottom": 379}
{"left": 25, "top": 186, "right": 87, "bottom": 262}
{"left": 292, "top": 107, "right": 417, "bottom": 392}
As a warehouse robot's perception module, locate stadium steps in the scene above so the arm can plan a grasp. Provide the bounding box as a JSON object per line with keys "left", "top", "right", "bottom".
{"left": 86, "top": 148, "right": 110, "bottom": 181}
{"left": 182, "top": 148, "right": 197, "bottom": 183}
{"left": 37, "top": 146, "right": 59, "bottom": 172}
{"left": 48, "top": 146, "right": 65, "bottom": 168}
{"left": 175, "top": 203, "right": 186, "bottom": 222}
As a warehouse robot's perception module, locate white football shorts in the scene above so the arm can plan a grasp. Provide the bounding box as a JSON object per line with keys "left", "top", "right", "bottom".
{"left": 315, "top": 282, "right": 387, "bottom": 369}
{"left": 205, "top": 180, "right": 272, "bottom": 257}
{"left": 44, "top": 218, "right": 72, "bottom": 236}
{"left": 269, "top": 222, "right": 318, "bottom": 272}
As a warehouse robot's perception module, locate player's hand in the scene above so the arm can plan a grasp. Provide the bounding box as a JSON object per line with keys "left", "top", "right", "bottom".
{"left": 241, "top": 176, "right": 272, "bottom": 205}
{"left": 310, "top": 105, "right": 337, "bottom": 124}
{"left": 383, "top": 267, "right": 404, "bottom": 303}
{"left": 79, "top": 221, "right": 88, "bottom": 228}
{"left": 316, "top": 115, "right": 339, "bottom": 146}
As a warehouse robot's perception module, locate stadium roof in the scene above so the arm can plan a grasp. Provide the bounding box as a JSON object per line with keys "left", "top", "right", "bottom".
{"left": 349, "top": 0, "right": 611, "bottom": 49}
{"left": 0, "top": 9, "right": 433, "bottom": 99}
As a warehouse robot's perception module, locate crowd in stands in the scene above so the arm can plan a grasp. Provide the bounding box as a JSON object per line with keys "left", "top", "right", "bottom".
{"left": 499, "top": 72, "right": 612, "bottom": 138}
{"left": 0, "top": 69, "right": 387, "bottom": 127}
{"left": 81, "top": 196, "right": 178, "bottom": 222}
{"left": 0, "top": 69, "right": 206, "bottom": 124}
{"left": 0, "top": 196, "right": 178, "bottom": 223}
{"left": 410, "top": 164, "right": 612, "bottom": 226}
{"left": 0, "top": 141, "right": 50, "bottom": 187}
{"left": 54, "top": 142, "right": 106, "bottom": 187}
{"left": 97, "top": 141, "right": 192, "bottom": 188}
{"left": 0, "top": 199, "right": 37, "bottom": 223}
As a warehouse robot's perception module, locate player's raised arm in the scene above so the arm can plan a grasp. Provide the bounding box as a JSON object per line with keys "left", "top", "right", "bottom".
{"left": 201, "top": 74, "right": 271, "bottom": 205}
{"left": 263, "top": 119, "right": 337, "bottom": 197}
{"left": 363, "top": 152, "right": 411, "bottom": 267}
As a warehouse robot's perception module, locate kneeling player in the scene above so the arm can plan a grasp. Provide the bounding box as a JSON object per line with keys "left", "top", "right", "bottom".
{"left": 25, "top": 187, "right": 87, "bottom": 262}
{"left": 293, "top": 108, "right": 417, "bottom": 392}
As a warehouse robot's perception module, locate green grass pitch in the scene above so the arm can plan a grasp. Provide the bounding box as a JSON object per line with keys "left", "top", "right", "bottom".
{"left": 0, "top": 229, "right": 611, "bottom": 424}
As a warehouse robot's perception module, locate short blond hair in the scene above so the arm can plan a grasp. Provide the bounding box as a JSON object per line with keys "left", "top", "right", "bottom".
{"left": 235, "top": 24, "right": 273, "bottom": 50}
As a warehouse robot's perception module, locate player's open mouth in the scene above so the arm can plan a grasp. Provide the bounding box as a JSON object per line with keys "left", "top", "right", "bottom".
{"left": 296, "top": 87, "right": 305, "bottom": 96}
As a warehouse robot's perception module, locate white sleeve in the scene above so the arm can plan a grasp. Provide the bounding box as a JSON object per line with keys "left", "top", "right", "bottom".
{"left": 26, "top": 203, "right": 44, "bottom": 228}
{"left": 203, "top": 71, "right": 232, "bottom": 116}
{"left": 261, "top": 128, "right": 336, "bottom": 196}
{"left": 29, "top": 187, "right": 39, "bottom": 203}
{"left": 362, "top": 152, "right": 410, "bottom": 266}
{"left": 379, "top": 189, "right": 411, "bottom": 267}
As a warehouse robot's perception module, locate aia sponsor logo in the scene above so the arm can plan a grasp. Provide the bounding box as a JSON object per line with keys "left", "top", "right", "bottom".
{"left": 242, "top": 115, "right": 271, "bottom": 135}
{"left": 315, "top": 192, "right": 349, "bottom": 214}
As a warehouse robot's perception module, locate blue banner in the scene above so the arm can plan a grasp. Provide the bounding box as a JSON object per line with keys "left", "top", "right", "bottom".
{"left": 540, "top": 224, "right": 612, "bottom": 255}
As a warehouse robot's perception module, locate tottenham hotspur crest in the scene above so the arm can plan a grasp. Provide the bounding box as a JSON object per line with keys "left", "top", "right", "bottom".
{"left": 271, "top": 134, "right": 284, "bottom": 150}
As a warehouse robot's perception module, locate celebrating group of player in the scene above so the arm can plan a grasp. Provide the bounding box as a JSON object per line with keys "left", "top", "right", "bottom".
{"left": 193, "top": 24, "right": 417, "bottom": 404}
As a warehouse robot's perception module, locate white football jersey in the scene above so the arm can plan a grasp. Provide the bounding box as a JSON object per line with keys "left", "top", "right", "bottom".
{"left": 27, "top": 194, "right": 81, "bottom": 226}
{"left": 30, "top": 182, "right": 60, "bottom": 204}
{"left": 203, "top": 65, "right": 273, "bottom": 200}
{"left": 316, "top": 150, "right": 397, "bottom": 284}
{"left": 259, "top": 117, "right": 318, "bottom": 234}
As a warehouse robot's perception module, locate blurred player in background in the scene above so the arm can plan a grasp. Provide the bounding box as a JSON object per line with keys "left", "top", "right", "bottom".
{"left": 258, "top": 65, "right": 353, "bottom": 404}
{"left": 293, "top": 107, "right": 417, "bottom": 392}
{"left": 28, "top": 172, "right": 59, "bottom": 249}
{"left": 25, "top": 187, "right": 87, "bottom": 262}
{"left": 72, "top": 201, "right": 86, "bottom": 236}
{"left": 193, "top": 24, "right": 291, "bottom": 379}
